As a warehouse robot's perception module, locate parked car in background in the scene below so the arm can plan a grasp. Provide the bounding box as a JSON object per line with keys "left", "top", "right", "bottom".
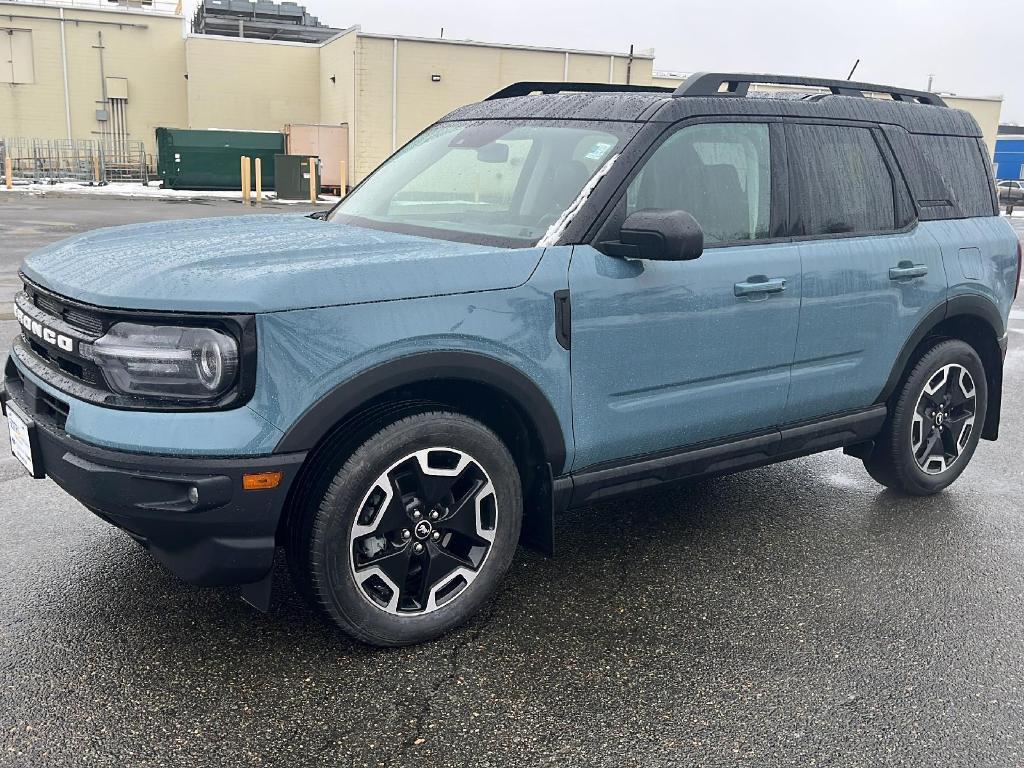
{"left": 997, "top": 179, "right": 1024, "bottom": 205}
{"left": 4, "top": 73, "right": 1021, "bottom": 646}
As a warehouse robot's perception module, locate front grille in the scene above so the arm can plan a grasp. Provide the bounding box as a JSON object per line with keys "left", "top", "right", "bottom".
{"left": 15, "top": 283, "right": 110, "bottom": 395}
{"left": 63, "top": 307, "right": 105, "bottom": 336}
{"left": 28, "top": 284, "right": 106, "bottom": 336}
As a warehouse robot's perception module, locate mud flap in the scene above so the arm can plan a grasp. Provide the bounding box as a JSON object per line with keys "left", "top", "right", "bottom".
{"left": 239, "top": 571, "right": 273, "bottom": 613}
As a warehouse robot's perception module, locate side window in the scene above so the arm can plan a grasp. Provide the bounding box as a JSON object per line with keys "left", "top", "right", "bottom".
{"left": 911, "top": 134, "right": 995, "bottom": 218}
{"left": 626, "top": 123, "right": 771, "bottom": 244}
{"left": 787, "top": 124, "right": 895, "bottom": 236}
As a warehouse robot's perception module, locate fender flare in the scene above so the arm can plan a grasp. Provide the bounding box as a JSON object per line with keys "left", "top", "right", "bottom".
{"left": 876, "top": 295, "right": 1005, "bottom": 429}
{"left": 273, "top": 351, "right": 568, "bottom": 474}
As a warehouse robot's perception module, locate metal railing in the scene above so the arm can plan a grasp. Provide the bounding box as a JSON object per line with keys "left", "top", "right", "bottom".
{"left": 3, "top": 0, "right": 181, "bottom": 14}
{"left": 0, "top": 138, "right": 150, "bottom": 184}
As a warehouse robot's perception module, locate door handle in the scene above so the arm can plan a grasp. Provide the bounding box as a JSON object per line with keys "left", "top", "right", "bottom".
{"left": 734, "top": 276, "right": 787, "bottom": 297}
{"left": 889, "top": 262, "right": 928, "bottom": 280}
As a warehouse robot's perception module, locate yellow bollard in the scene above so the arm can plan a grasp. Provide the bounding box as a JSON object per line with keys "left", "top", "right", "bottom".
{"left": 254, "top": 157, "right": 262, "bottom": 206}
{"left": 309, "top": 157, "right": 318, "bottom": 204}
{"left": 4, "top": 156, "right": 12, "bottom": 190}
{"left": 240, "top": 156, "right": 251, "bottom": 205}
{"left": 339, "top": 159, "right": 347, "bottom": 199}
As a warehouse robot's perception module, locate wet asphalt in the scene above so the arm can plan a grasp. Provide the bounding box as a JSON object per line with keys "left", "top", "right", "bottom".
{"left": 1, "top": 195, "right": 1023, "bottom": 767}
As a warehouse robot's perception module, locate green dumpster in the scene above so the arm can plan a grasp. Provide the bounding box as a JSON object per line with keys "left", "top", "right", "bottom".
{"left": 155, "top": 128, "right": 285, "bottom": 191}
{"left": 274, "top": 154, "right": 322, "bottom": 200}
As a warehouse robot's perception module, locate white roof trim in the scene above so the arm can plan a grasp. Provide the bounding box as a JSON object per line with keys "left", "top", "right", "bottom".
{"left": 356, "top": 31, "right": 655, "bottom": 59}
{"left": 186, "top": 32, "right": 323, "bottom": 49}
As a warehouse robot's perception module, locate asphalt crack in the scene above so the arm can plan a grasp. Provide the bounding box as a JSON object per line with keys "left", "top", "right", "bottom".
{"left": 393, "top": 602, "right": 501, "bottom": 763}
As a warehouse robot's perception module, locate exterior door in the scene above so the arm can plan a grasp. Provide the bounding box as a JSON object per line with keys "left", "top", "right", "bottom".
{"left": 568, "top": 121, "right": 801, "bottom": 471}
{"left": 782, "top": 122, "right": 947, "bottom": 423}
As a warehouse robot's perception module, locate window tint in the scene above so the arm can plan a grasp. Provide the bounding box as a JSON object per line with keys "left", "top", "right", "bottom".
{"left": 788, "top": 124, "right": 895, "bottom": 236}
{"left": 912, "top": 135, "right": 994, "bottom": 218}
{"left": 626, "top": 123, "right": 771, "bottom": 244}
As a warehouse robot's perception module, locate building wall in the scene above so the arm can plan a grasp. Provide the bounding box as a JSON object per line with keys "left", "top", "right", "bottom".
{"left": 944, "top": 96, "right": 1001, "bottom": 160}
{"left": 3, "top": 2, "right": 1001, "bottom": 186}
{"left": 184, "top": 35, "right": 320, "bottom": 131}
{"left": 350, "top": 34, "right": 655, "bottom": 182}
{"left": 0, "top": 3, "right": 187, "bottom": 149}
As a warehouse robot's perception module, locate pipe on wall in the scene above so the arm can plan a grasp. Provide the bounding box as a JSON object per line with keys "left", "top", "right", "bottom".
{"left": 391, "top": 37, "right": 398, "bottom": 152}
{"left": 59, "top": 8, "right": 72, "bottom": 142}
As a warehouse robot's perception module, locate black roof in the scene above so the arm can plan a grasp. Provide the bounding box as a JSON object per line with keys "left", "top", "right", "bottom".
{"left": 442, "top": 74, "right": 982, "bottom": 138}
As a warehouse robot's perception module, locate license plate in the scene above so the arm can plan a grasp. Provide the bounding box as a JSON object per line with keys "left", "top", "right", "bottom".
{"left": 7, "top": 404, "right": 40, "bottom": 478}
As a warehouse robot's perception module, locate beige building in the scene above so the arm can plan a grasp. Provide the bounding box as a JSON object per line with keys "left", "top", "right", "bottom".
{"left": 0, "top": 0, "right": 1001, "bottom": 186}
{"left": 0, "top": 0, "right": 654, "bottom": 183}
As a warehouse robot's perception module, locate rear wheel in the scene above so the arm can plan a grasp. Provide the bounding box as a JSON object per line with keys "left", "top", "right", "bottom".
{"left": 863, "top": 339, "right": 987, "bottom": 496}
{"left": 288, "top": 411, "right": 522, "bottom": 646}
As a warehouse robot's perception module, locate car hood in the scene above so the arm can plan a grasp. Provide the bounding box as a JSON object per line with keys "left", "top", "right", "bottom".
{"left": 21, "top": 214, "right": 544, "bottom": 313}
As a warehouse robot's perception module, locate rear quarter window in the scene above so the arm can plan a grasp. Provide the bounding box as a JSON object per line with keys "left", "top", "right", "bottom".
{"left": 911, "top": 135, "right": 995, "bottom": 218}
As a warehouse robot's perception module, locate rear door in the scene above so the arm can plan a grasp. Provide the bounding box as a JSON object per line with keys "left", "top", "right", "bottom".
{"left": 782, "top": 122, "right": 947, "bottom": 424}
{"left": 568, "top": 121, "right": 801, "bottom": 470}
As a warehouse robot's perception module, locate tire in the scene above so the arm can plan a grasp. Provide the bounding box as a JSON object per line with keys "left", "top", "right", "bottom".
{"left": 863, "top": 339, "right": 987, "bottom": 496}
{"left": 287, "top": 411, "right": 522, "bottom": 646}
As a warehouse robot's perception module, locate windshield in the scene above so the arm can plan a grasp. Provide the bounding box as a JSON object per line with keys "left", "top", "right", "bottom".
{"left": 329, "top": 120, "right": 635, "bottom": 247}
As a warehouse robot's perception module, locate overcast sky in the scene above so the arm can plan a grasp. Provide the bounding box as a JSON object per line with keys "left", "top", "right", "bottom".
{"left": 191, "top": 0, "right": 1024, "bottom": 124}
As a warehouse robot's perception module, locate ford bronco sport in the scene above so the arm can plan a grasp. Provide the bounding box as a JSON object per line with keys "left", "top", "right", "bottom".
{"left": 4, "top": 73, "right": 1020, "bottom": 646}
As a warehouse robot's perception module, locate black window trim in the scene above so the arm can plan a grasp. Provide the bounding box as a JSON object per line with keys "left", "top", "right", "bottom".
{"left": 587, "top": 115, "right": 791, "bottom": 253}
{"left": 781, "top": 118, "right": 919, "bottom": 244}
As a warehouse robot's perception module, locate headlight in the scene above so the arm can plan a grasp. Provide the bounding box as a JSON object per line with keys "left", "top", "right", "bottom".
{"left": 89, "top": 322, "right": 240, "bottom": 402}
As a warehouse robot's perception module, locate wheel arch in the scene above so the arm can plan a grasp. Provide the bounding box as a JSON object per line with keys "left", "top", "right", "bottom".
{"left": 877, "top": 295, "right": 1005, "bottom": 440}
{"left": 274, "top": 351, "right": 568, "bottom": 555}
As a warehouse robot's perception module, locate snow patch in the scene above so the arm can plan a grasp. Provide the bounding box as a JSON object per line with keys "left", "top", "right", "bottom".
{"left": 0, "top": 181, "right": 340, "bottom": 205}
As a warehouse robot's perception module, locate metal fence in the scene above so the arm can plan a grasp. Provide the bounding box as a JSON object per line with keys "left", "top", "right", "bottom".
{"left": 0, "top": 138, "right": 150, "bottom": 185}
{"left": 3, "top": 0, "right": 181, "bottom": 13}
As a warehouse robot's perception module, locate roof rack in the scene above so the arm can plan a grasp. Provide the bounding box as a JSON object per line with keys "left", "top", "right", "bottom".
{"left": 673, "top": 72, "right": 947, "bottom": 108}
{"left": 487, "top": 82, "right": 674, "bottom": 101}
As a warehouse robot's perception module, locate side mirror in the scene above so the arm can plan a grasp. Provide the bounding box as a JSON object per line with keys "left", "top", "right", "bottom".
{"left": 617, "top": 209, "right": 704, "bottom": 261}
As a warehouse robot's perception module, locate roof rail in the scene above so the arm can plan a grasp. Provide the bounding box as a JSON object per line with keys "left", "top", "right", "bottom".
{"left": 487, "top": 81, "right": 674, "bottom": 101}
{"left": 673, "top": 72, "right": 948, "bottom": 108}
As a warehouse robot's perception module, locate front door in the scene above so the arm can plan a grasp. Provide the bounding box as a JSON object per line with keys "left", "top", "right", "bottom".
{"left": 568, "top": 121, "right": 801, "bottom": 471}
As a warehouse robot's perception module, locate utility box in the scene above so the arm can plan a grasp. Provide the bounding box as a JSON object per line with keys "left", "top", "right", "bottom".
{"left": 274, "top": 154, "right": 321, "bottom": 200}
{"left": 285, "top": 124, "right": 348, "bottom": 191}
{"left": 156, "top": 128, "right": 285, "bottom": 191}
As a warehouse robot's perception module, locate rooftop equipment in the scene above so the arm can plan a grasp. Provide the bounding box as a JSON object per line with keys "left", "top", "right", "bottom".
{"left": 192, "top": 0, "right": 339, "bottom": 44}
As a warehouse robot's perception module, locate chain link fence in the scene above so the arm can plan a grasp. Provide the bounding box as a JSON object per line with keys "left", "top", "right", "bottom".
{"left": 0, "top": 138, "right": 151, "bottom": 185}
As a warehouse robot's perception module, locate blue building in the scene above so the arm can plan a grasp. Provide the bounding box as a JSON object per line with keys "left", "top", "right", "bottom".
{"left": 995, "top": 127, "right": 1024, "bottom": 180}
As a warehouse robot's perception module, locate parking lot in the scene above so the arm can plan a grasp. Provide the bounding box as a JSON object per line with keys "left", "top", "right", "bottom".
{"left": 1, "top": 194, "right": 1023, "bottom": 767}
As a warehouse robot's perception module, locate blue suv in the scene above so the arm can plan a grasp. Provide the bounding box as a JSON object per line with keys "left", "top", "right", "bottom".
{"left": 3, "top": 73, "right": 1020, "bottom": 646}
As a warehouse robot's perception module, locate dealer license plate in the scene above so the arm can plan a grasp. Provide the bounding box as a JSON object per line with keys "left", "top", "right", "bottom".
{"left": 7, "top": 404, "right": 38, "bottom": 477}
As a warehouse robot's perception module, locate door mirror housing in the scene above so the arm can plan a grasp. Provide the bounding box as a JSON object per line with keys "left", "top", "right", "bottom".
{"left": 617, "top": 209, "right": 704, "bottom": 261}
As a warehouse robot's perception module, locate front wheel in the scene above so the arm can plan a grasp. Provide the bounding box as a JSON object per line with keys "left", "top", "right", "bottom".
{"left": 288, "top": 411, "right": 522, "bottom": 646}
{"left": 863, "top": 339, "right": 987, "bottom": 496}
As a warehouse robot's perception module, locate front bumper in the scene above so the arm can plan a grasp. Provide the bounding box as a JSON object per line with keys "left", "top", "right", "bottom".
{"left": 2, "top": 356, "right": 306, "bottom": 587}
